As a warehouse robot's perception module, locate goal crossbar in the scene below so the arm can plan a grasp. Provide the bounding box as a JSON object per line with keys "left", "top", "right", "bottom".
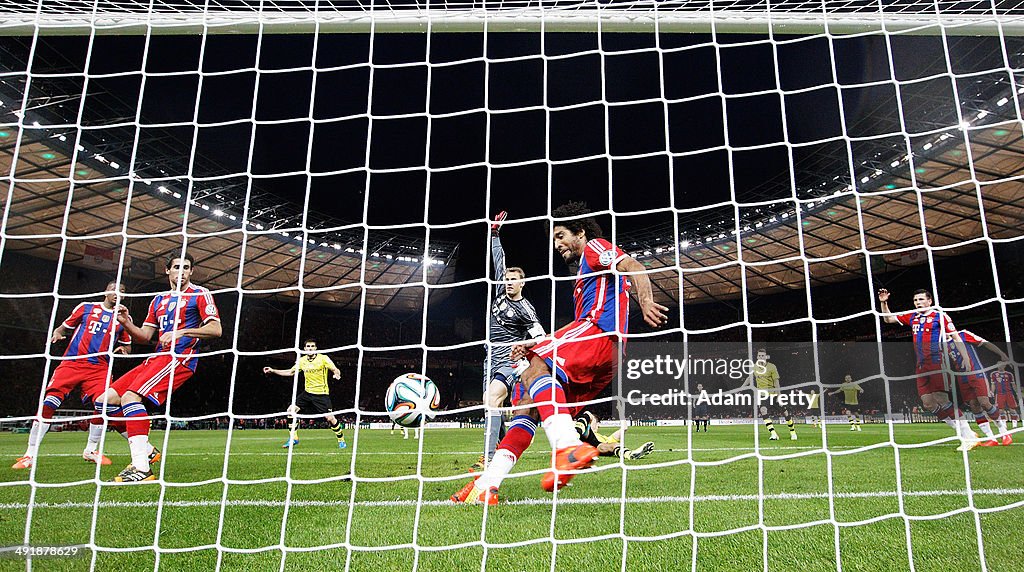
{"left": 2, "top": 7, "right": 1024, "bottom": 35}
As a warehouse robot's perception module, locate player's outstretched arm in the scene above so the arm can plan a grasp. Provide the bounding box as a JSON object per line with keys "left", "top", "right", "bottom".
{"left": 116, "top": 306, "right": 158, "bottom": 344}
{"left": 158, "top": 319, "right": 221, "bottom": 348}
{"left": 49, "top": 324, "right": 69, "bottom": 344}
{"left": 263, "top": 366, "right": 296, "bottom": 377}
{"left": 325, "top": 356, "right": 342, "bottom": 380}
{"left": 979, "top": 340, "right": 1011, "bottom": 365}
{"left": 877, "top": 289, "right": 900, "bottom": 324}
{"left": 616, "top": 256, "right": 669, "bottom": 328}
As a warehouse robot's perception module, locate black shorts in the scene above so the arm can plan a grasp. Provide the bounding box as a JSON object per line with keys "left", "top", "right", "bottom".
{"left": 296, "top": 391, "right": 333, "bottom": 415}
{"left": 844, "top": 403, "right": 861, "bottom": 414}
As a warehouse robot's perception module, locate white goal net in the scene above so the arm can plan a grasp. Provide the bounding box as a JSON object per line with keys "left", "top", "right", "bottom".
{"left": 1, "top": 0, "right": 1023, "bottom": 570}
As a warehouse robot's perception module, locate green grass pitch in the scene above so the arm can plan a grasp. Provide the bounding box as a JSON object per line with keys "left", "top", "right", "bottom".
{"left": 0, "top": 423, "right": 1020, "bottom": 571}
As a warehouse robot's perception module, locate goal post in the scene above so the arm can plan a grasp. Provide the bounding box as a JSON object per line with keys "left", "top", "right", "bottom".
{"left": 1, "top": 0, "right": 1023, "bottom": 570}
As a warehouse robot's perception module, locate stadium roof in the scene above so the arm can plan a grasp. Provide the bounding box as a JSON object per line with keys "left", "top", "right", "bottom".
{"left": 1, "top": 27, "right": 1022, "bottom": 309}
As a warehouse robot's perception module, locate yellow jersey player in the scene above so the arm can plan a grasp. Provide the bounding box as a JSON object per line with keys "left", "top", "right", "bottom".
{"left": 751, "top": 348, "right": 796, "bottom": 441}
{"left": 574, "top": 411, "right": 654, "bottom": 460}
{"left": 264, "top": 339, "right": 346, "bottom": 449}
{"left": 828, "top": 375, "right": 864, "bottom": 431}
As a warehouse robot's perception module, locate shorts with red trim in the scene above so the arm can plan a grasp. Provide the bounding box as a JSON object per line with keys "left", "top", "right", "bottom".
{"left": 996, "top": 392, "right": 1019, "bottom": 411}
{"left": 954, "top": 373, "right": 989, "bottom": 402}
{"left": 915, "top": 365, "right": 947, "bottom": 397}
{"left": 46, "top": 360, "right": 112, "bottom": 404}
{"left": 528, "top": 320, "right": 619, "bottom": 416}
{"left": 111, "top": 354, "right": 195, "bottom": 407}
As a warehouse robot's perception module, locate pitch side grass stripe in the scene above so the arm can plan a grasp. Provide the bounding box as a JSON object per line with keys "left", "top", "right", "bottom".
{"left": 0, "top": 487, "right": 1022, "bottom": 510}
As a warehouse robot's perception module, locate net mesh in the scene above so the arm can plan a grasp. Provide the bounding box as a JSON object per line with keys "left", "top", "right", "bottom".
{"left": 0, "top": 1, "right": 1022, "bottom": 570}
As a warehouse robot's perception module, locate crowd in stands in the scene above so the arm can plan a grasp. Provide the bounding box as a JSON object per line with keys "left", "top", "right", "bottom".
{"left": 1, "top": 240, "right": 1020, "bottom": 424}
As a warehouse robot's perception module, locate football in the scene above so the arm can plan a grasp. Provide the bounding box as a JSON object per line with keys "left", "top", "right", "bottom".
{"left": 385, "top": 373, "right": 440, "bottom": 428}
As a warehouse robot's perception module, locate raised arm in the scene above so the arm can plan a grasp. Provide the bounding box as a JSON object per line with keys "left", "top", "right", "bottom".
{"left": 616, "top": 255, "right": 669, "bottom": 328}
{"left": 116, "top": 305, "right": 158, "bottom": 345}
{"left": 491, "top": 210, "right": 509, "bottom": 297}
{"left": 877, "top": 289, "right": 900, "bottom": 324}
{"left": 263, "top": 365, "right": 297, "bottom": 377}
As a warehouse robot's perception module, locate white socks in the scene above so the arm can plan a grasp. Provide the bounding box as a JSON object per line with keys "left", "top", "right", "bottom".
{"left": 476, "top": 449, "right": 516, "bottom": 491}
{"left": 84, "top": 422, "right": 105, "bottom": 454}
{"left": 25, "top": 421, "right": 50, "bottom": 458}
{"left": 128, "top": 435, "right": 152, "bottom": 472}
{"left": 542, "top": 414, "right": 583, "bottom": 451}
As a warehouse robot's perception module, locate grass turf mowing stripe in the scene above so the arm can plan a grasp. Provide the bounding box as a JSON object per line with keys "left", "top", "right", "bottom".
{"left": 1, "top": 487, "right": 1021, "bottom": 510}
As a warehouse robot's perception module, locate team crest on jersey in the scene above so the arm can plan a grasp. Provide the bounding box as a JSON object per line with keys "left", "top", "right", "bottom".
{"left": 598, "top": 249, "right": 615, "bottom": 267}
{"left": 506, "top": 309, "right": 514, "bottom": 317}
{"left": 101, "top": 315, "right": 110, "bottom": 322}
{"left": 206, "top": 304, "right": 217, "bottom": 316}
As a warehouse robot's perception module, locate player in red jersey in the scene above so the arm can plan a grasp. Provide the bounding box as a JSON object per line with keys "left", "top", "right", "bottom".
{"left": 949, "top": 330, "right": 1011, "bottom": 446}
{"left": 879, "top": 288, "right": 976, "bottom": 449}
{"left": 452, "top": 203, "right": 668, "bottom": 504}
{"left": 95, "top": 253, "right": 221, "bottom": 482}
{"left": 12, "top": 282, "right": 131, "bottom": 470}
{"left": 990, "top": 370, "right": 1020, "bottom": 429}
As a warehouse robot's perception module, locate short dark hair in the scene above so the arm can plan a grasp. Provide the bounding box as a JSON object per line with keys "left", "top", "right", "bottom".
{"left": 552, "top": 201, "right": 603, "bottom": 241}
{"left": 756, "top": 348, "right": 767, "bottom": 355}
{"left": 304, "top": 338, "right": 317, "bottom": 346}
{"left": 913, "top": 288, "right": 933, "bottom": 300}
{"left": 165, "top": 252, "right": 195, "bottom": 270}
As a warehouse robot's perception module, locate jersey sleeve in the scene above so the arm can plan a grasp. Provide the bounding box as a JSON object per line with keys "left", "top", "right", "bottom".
{"left": 939, "top": 313, "right": 958, "bottom": 337}
{"left": 117, "top": 324, "right": 131, "bottom": 346}
{"left": 959, "top": 330, "right": 985, "bottom": 345}
{"left": 522, "top": 300, "right": 545, "bottom": 339}
{"left": 323, "top": 355, "right": 337, "bottom": 371}
{"left": 491, "top": 235, "right": 507, "bottom": 296}
{"left": 583, "top": 238, "right": 627, "bottom": 272}
{"left": 198, "top": 289, "right": 220, "bottom": 323}
{"left": 143, "top": 296, "right": 160, "bottom": 329}
{"left": 61, "top": 303, "right": 86, "bottom": 329}
{"left": 894, "top": 312, "right": 913, "bottom": 326}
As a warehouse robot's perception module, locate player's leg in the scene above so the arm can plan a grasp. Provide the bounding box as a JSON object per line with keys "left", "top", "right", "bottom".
{"left": 522, "top": 324, "right": 600, "bottom": 456}
{"left": 453, "top": 396, "right": 538, "bottom": 505}
{"left": 15, "top": 361, "right": 87, "bottom": 468}
{"left": 576, "top": 412, "right": 654, "bottom": 460}
{"left": 919, "top": 370, "right": 972, "bottom": 443}
{"left": 847, "top": 407, "right": 857, "bottom": 431}
{"left": 283, "top": 405, "right": 301, "bottom": 446}
{"left": 475, "top": 373, "right": 511, "bottom": 472}
{"left": 112, "top": 357, "right": 191, "bottom": 481}
{"left": 759, "top": 405, "right": 779, "bottom": 440}
{"left": 79, "top": 370, "right": 120, "bottom": 465}
{"left": 323, "top": 399, "right": 346, "bottom": 448}
{"left": 784, "top": 409, "right": 797, "bottom": 440}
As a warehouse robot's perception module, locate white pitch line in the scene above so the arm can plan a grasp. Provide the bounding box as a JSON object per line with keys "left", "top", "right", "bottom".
{"left": 12, "top": 441, "right": 1020, "bottom": 458}
{"left": 1, "top": 488, "right": 1022, "bottom": 511}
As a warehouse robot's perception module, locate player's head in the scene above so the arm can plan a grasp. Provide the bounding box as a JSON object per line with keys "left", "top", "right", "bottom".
{"left": 756, "top": 348, "right": 767, "bottom": 361}
{"left": 844, "top": 374, "right": 853, "bottom": 383}
{"left": 551, "top": 201, "right": 603, "bottom": 264}
{"left": 165, "top": 253, "right": 195, "bottom": 289}
{"left": 696, "top": 384, "right": 704, "bottom": 392}
{"left": 504, "top": 267, "right": 526, "bottom": 299}
{"left": 103, "top": 281, "right": 125, "bottom": 307}
{"left": 912, "top": 288, "right": 933, "bottom": 310}
{"left": 303, "top": 339, "right": 318, "bottom": 353}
